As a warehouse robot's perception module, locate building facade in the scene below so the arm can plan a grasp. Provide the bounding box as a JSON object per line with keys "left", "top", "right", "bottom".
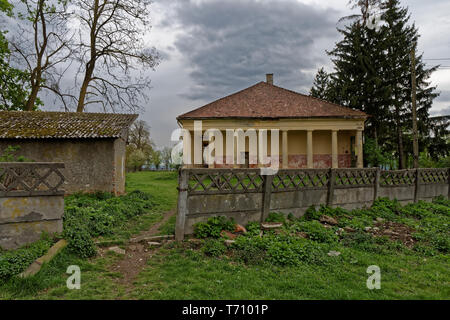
{"left": 177, "top": 75, "right": 368, "bottom": 169}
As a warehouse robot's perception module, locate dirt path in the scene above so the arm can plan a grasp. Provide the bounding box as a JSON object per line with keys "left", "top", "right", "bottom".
{"left": 99, "top": 209, "right": 175, "bottom": 295}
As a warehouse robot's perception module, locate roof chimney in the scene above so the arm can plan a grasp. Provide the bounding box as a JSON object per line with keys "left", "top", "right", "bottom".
{"left": 266, "top": 73, "right": 273, "bottom": 85}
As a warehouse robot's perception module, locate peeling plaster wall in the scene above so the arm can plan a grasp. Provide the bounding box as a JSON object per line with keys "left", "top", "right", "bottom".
{"left": 0, "top": 196, "right": 63, "bottom": 250}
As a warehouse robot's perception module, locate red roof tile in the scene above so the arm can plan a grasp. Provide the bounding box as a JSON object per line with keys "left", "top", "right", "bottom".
{"left": 178, "top": 82, "right": 367, "bottom": 120}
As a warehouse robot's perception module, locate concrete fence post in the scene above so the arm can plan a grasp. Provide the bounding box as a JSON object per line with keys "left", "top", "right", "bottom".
{"left": 448, "top": 168, "right": 450, "bottom": 199}
{"left": 327, "top": 168, "right": 336, "bottom": 206}
{"left": 414, "top": 168, "right": 420, "bottom": 203}
{"left": 260, "top": 174, "right": 274, "bottom": 223}
{"left": 175, "top": 169, "right": 189, "bottom": 241}
{"left": 373, "top": 167, "right": 381, "bottom": 204}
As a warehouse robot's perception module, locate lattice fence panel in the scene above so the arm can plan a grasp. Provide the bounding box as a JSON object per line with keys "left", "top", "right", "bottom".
{"left": 380, "top": 170, "right": 416, "bottom": 186}
{"left": 0, "top": 163, "right": 65, "bottom": 197}
{"left": 272, "top": 169, "right": 330, "bottom": 191}
{"left": 418, "top": 169, "right": 448, "bottom": 184}
{"left": 334, "top": 169, "right": 376, "bottom": 188}
{"left": 188, "top": 169, "right": 264, "bottom": 194}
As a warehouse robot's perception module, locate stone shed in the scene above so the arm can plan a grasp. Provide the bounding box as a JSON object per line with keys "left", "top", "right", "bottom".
{"left": 0, "top": 111, "right": 138, "bottom": 195}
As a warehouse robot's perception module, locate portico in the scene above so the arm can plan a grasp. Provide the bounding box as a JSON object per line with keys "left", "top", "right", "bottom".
{"left": 177, "top": 75, "right": 368, "bottom": 169}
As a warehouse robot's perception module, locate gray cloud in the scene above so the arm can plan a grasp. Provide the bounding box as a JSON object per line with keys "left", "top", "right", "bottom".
{"left": 171, "top": 0, "right": 338, "bottom": 101}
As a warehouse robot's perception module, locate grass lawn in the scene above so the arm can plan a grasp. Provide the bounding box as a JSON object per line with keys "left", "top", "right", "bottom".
{"left": 0, "top": 171, "right": 449, "bottom": 300}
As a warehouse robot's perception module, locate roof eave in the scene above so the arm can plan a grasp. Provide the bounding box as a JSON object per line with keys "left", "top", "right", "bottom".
{"left": 177, "top": 115, "right": 369, "bottom": 121}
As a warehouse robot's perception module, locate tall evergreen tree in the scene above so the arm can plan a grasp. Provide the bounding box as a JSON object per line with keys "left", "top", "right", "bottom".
{"left": 381, "top": 0, "right": 438, "bottom": 168}
{"left": 316, "top": 0, "right": 439, "bottom": 168}
{"left": 310, "top": 68, "right": 330, "bottom": 100}
{"left": 327, "top": 17, "right": 390, "bottom": 148}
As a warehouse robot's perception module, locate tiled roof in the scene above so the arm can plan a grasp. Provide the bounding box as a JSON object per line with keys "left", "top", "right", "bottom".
{"left": 0, "top": 111, "right": 138, "bottom": 139}
{"left": 178, "top": 82, "right": 368, "bottom": 120}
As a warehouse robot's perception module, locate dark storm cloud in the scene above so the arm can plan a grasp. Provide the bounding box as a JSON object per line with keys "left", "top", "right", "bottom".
{"left": 171, "top": 0, "right": 338, "bottom": 101}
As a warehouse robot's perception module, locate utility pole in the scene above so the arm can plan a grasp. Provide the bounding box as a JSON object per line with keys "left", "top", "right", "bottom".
{"left": 410, "top": 45, "right": 419, "bottom": 168}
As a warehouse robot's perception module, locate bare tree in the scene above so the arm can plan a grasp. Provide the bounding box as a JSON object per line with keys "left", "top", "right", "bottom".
{"left": 72, "top": 0, "right": 159, "bottom": 113}
{"left": 128, "top": 119, "right": 154, "bottom": 157}
{"left": 10, "top": 0, "right": 75, "bottom": 111}
{"left": 161, "top": 146, "right": 172, "bottom": 170}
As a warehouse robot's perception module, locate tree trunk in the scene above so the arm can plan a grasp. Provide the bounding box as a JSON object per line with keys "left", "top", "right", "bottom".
{"left": 76, "top": 73, "right": 92, "bottom": 112}
{"left": 25, "top": 81, "right": 40, "bottom": 111}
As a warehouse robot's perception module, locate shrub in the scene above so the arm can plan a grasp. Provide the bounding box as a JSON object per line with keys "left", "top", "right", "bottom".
{"left": 245, "top": 222, "right": 261, "bottom": 236}
{"left": 193, "top": 216, "right": 235, "bottom": 239}
{"left": 303, "top": 206, "right": 321, "bottom": 221}
{"left": 341, "top": 231, "right": 379, "bottom": 252}
{"left": 0, "top": 237, "right": 53, "bottom": 280}
{"left": 290, "top": 220, "right": 338, "bottom": 244}
{"left": 232, "top": 236, "right": 268, "bottom": 264}
{"left": 232, "top": 234, "right": 328, "bottom": 266}
{"left": 202, "top": 239, "right": 226, "bottom": 257}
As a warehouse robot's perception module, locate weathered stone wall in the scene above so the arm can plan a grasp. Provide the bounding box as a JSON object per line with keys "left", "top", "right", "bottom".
{"left": 176, "top": 168, "right": 450, "bottom": 239}
{"left": 0, "top": 163, "right": 65, "bottom": 250}
{"left": 0, "top": 138, "right": 125, "bottom": 195}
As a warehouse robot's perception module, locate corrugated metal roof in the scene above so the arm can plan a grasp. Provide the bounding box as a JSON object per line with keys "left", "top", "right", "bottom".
{"left": 178, "top": 82, "right": 368, "bottom": 120}
{"left": 0, "top": 111, "right": 138, "bottom": 139}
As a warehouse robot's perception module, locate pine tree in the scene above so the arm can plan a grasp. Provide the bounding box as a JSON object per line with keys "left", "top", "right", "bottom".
{"left": 327, "top": 20, "right": 390, "bottom": 148}
{"left": 310, "top": 68, "right": 330, "bottom": 100}
{"left": 381, "top": 0, "right": 438, "bottom": 168}
{"left": 318, "top": 0, "right": 439, "bottom": 169}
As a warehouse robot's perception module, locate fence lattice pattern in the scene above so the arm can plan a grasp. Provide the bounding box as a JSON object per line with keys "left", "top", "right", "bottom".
{"left": 272, "top": 170, "right": 330, "bottom": 191}
{"left": 334, "top": 168, "right": 377, "bottom": 188}
{"left": 188, "top": 169, "right": 264, "bottom": 194}
{"left": 0, "top": 162, "right": 65, "bottom": 197}
{"left": 418, "top": 169, "right": 449, "bottom": 184}
{"left": 380, "top": 170, "right": 416, "bottom": 186}
{"left": 186, "top": 168, "right": 449, "bottom": 194}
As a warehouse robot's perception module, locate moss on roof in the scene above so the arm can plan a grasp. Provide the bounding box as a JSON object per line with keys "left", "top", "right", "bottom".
{"left": 0, "top": 111, "right": 138, "bottom": 139}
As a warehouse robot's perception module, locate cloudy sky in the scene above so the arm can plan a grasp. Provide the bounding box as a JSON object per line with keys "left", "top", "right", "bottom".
{"left": 97, "top": 0, "right": 450, "bottom": 147}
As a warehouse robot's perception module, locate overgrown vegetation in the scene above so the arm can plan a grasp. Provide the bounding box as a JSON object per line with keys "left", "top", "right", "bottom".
{"left": 1, "top": 172, "right": 448, "bottom": 300}
{"left": 0, "top": 235, "right": 53, "bottom": 280}
{"left": 63, "top": 190, "right": 156, "bottom": 258}
{"left": 192, "top": 197, "right": 450, "bottom": 269}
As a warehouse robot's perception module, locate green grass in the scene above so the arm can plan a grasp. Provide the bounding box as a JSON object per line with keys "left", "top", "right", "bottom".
{"left": 130, "top": 246, "right": 449, "bottom": 300}
{"left": 1, "top": 171, "right": 449, "bottom": 300}
{"left": 0, "top": 171, "right": 177, "bottom": 299}
{"left": 126, "top": 171, "right": 178, "bottom": 212}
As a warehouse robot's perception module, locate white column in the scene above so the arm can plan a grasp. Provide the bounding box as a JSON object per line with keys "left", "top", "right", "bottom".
{"left": 183, "top": 130, "right": 192, "bottom": 168}
{"left": 332, "top": 130, "right": 338, "bottom": 169}
{"left": 282, "top": 130, "right": 288, "bottom": 169}
{"left": 307, "top": 130, "right": 313, "bottom": 169}
{"left": 356, "top": 130, "right": 363, "bottom": 168}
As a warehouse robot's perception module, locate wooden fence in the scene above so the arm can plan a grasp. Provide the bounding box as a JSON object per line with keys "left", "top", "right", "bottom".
{"left": 176, "top": 167, "right": 450, "bottom": 240}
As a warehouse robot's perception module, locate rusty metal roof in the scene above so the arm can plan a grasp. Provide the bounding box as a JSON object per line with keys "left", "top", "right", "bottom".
{"left": 177, "top": 82, "right": 368, "bottom": 120}
{"left": 0, "top": 111, "right": 138, "bottom": 139}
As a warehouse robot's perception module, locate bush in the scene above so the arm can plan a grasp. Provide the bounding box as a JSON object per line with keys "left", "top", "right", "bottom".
{"left": 232, "top": 234, "right": 329, "bottom": 266}
{"left": 0, "top": 237, "right": 53, "bottom": 280}
{"left": 290, "top": 220, "right": 338, "bottom": 244}
{"left": 202, "top": 239, "right": 226, "bottom": 257}
{"left": 303, "top": 206, "right": 321, "bottom": 221}
{"left": 193, "top": 216, "right": 235, "bottom": 239}
{"left": 245, "top": 222, "right": 261, "bottom": 236}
